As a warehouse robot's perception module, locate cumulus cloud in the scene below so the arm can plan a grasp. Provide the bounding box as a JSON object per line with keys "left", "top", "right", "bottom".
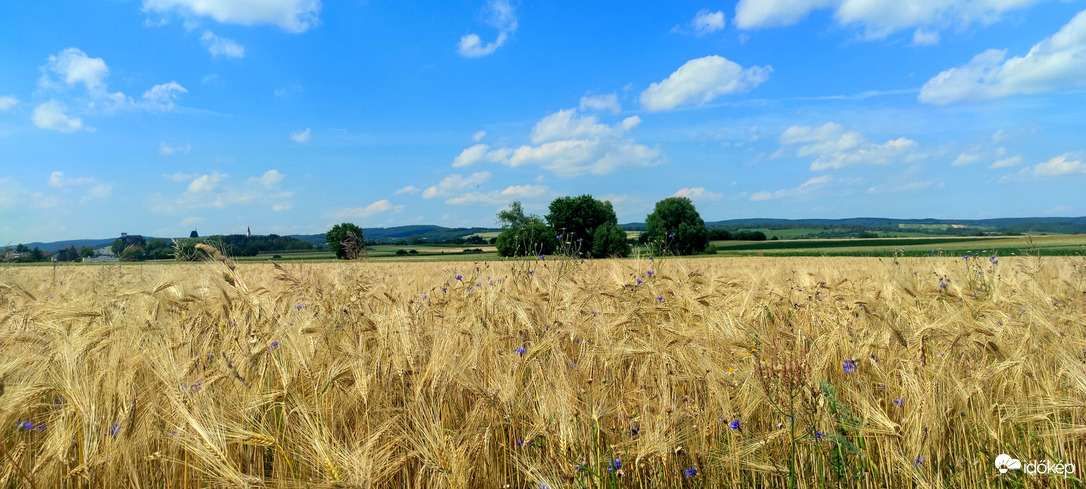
{"left": 291, "top": 128, "right": 311, "bottom": 144}
{"left": 395, "top": 185, "right": 421, "bottom": 195}
{"left": 735, "top": 0, "right": 1044, "bottom": 40}
{"left": 160, "top": 141, "right": 192, "bottom": 156}
{"left": 750, "top": 175, "right": 832, "bottom": 201}
{"left": 446, "top": 184, "right": 549, "bottom": 205}
{"left": 990, "top": 155, "right": 1022, "bottom": 168}
{"left": 1001, "top": 153, "right": 1086, "bottom": 181}
{"left": 778, "top": 122, "right": 920, "bottom": 170}
{"left": 423, "top": 171, "right": 492, "bottom": 199}
{"left": 142, "top": 0, "right": 322, "bottom": 32}
{"left": 37, "top": 48, "right": 187, "bottom": 119}
{"left": 912, "top": 28, "right": 940, "bottom": 46}
{"left": 920, "top": 10, "right": 1086, "bottom": 104}
{"left": 0, "top": 96, "right": 18, "bottom": 111}
{"left": 472, "top": 130, "right": 486, "bottom": 142}
{"left": 673, "top": 187, "right": 723, "bottom": 201}
{"left": 690, "top": 9, "right": 726, "bottom": 35}
{"left": 201, "top": 30, "right": 245, "bottom": 58}
{"left": 46, "top": 171, "right": 113, "bottom": 200}
{"left": 579, "top": 93, "right": 621, "bottom": 113}
{"left": 450, "top": 109, "right": 660, "bottom": 177}
{"left": 152, "top": 169, "right": 293, "bottom": 212}
{"left": 458, "top": 0, "right": 517, "bottom": 57}
{"left": 330, "top": 199, "right": 403, "bottom": 219}
{"left": 32, "top": 101, "right": 87, "bottom": 133}
{"left": 142, "top": 82, "right": 188, "bottom": 111}
{"left": 640, "top": 55, "right": 771, "bottom": 111}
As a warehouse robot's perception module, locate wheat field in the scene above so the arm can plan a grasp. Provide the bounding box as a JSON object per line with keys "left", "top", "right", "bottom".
{"left": 1, "top": 253, "right": 1084, "bottom": 488}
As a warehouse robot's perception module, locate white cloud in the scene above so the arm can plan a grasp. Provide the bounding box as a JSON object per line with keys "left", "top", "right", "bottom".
{"left": 912, "top": 28, "right": 940, "bottom": 46}
{"left": 446, "top": 184, "right": 549, "bottom": 205}
{"left": 423, "top": 171, "right": 492, "bottom": 199}
{"left": 452, "top": 109, "right": 659, "bottom": 177}
{"left": 952, "top": 152, "right": 982, "bottom": 166}
{"left": 142, "top": 0, "right": 322, "bottom": 33}
{"left": 640, "top": 55, "right": 772, "bottom": 111}
{"left": 38, "top": 48, "right": 187, "bottom": 116}
{"left": 452, "top": 144, "right": 512, "bottom": 167}
{"left": 42, "top": 48, "right": 109, "bottom": 93}
{"left": 330, "top": 199, "right": 403, "bottom": 219}
{"left": 472, "top": 130, "right": 487, "bottom": 142}
{"left": 152, "top": 170, "right": 293, "bottom": 212}
{"left": 1031, "top": 153, "right": 1086, "bottom": 176}
{"left": 458, "top": 32, "right": 509, "bottom": 57}
{"left": 32, "top": 100, "right": 87, "bottom": 133}
{"left": 395, "top": 185, "right": 420, "bottom": 195}
{"left": 579, "top": 93, "right": 621, "bottom": 113}
{"left": 274, "top": 84, "right": 302, "bottom": 97}
{"left": 201, "top": 30, "right": 245, "bottom": 58}
{"left": 0, "top": 96, "right": 18, "bottom": 111}
{"left": 990, "top": 155, "right": 1022, "bottom": 168}
{"left": 159, "top": 141, "right": 192, "bottom": 156}
{"left": 867, "top": 180, "right": 932, "bottom": 194}
{"left": 88, "top": 183, "right": 114, "bottom": 199}
{"left": 143, "top": 82, "right": 188, "bottom": 111}
{"left": 458, "top": 0, "right": 517, "bottom": 57}
{"left": 778, "top": 122, "right": 920, "bottom": 170}
{"left": 750, "top": 175, "right": 832, "bottom": 201}
{"left": 692, "top": 9, "right": 726, "bottom": 35}
{"left": 673, "top": 187, "right": 723, "bottom": 201}
{"left": 48, "top": 171, "right": 94, "bottom": 187}
{"left": 920, "top": 10, "right": 1086, "bottom": 104}
{"left": 291, "top": 128, "right": 311, "bottom": 144}
{"left": 734, "top": 0, "right": 1044, "bottom": 40}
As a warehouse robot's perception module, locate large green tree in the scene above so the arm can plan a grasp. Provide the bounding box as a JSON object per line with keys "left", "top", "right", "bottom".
{"left": 326, "top": 222, "right": 366, "bottom": 259}
{"left": 496, "top": 217, "right": 557, "bottom": 257}
{"left": 591, "top": 222, "right": 631, "bottom": 258}
{"left": 495, "top": 202, "right": 557, "bottom": 257}
{"left": 645, "top": 197, "right": 709, "bottom": 255}
{"left": 545, "top": 195, "right": 618, "bottom": 257}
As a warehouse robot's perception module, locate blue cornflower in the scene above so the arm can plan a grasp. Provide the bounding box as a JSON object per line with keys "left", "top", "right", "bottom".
{"left": 963, "top": 255, "right": 969, "bottom": 260}
{"left": 455, "top": 274, "right": 462, "bottom": 281}
{"left": 109, "top": 424, "right": 121, "bottom": 437}
{"left": 842, "top": 359, "right": 857, "bottom": 374}
{"left": 646, "top": 270, "right": 653, "bottom": 276}
{"left": 649, "top": 256, "right": 654, "bottom": 260}
{"left": 914, "top": 456, "right": 925, "bottom": 467}
{"left": 556, "top": 234, "right": 563, "bottom": 239}
{"left": 656, "top": 296, "right": 664, "bottom": 302}
{"left": 18, "top": 421, "right": 32, "bottom": 430}
{"left": 729, "top": 419, "right": 741, "bottom": 430}
{"left": 516, "top": 439, "right": 525, "bottom": 448}
{"left": 539, "top": 254, "right": 546, "bottom": 260}
{"left": 270, "top": 341, "right": 279, "bottom": 350}
{"left": 295, "top": 304, "right": 303, "bottom": 311}
{"left": 893, "top": 398, "right": 905, "bottom": 406}
{"left": 685, "top": 466, "right": 697, "bottom": 478}
{"left": 515, "top": 346, "right": 527, "bottom": 356}
{"left": 668, "top": 233, "right": 676, "bottom": 238}
{"left": 422, "top": 294, "right": 428, "bottom": 300}
{"left": 636, "top": 278, "right": 643, "bottom": 285}
{"left": 815, "top": 431, "right": 824, "bottom": 439}
{"left": 607, "top": 458, "right": 622, "bottom": 472}
{"left": 930, "top": 250, "right": 936, "bottom": 255}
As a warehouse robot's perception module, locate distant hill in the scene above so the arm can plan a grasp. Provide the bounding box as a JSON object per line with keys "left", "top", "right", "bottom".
{"left": 290, "top": 225, "right": 499, "bottom": 246}
{"left": 620, "top": 217, "right": 1086, "bottom": 236}
{"left": 12, "top": 217, "right": 1086, "bottom": 254}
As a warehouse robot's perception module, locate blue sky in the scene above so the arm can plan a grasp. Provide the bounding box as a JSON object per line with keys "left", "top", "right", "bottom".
{"left": 2, "top": 0, "right": 1085, "bottom": 243}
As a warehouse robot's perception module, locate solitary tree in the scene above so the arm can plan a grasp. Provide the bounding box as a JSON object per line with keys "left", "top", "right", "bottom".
{"left": 545, "top": 195, "right": 618, "bottom": 257}
{"left": 326, "top": 222, "right": 365, "bottom": 259}
{"left": 645, "top": 197, "right": 709, "bottom": 255}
